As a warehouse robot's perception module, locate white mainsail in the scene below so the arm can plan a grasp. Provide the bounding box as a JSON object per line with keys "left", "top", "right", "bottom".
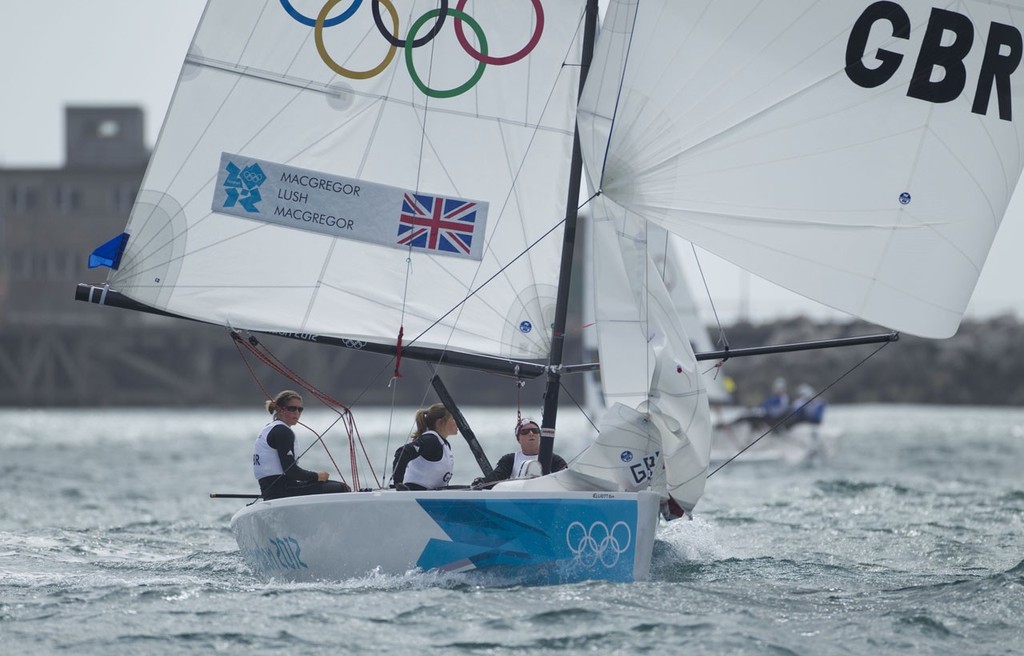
{"left": 580, "top": 0, "right": 1024, "bottom": 339}
{"left": 110, "top": 0, "right": 588, "bottom": 358}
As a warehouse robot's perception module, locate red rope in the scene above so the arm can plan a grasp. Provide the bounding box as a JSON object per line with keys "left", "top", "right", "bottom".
{"left": 393, "top": 325, "right": 404, "bottom": 379}
{"left": 297, "top": 421, "right": 348, "bottom": 488}
{"left": 515, "top": 378, "right": 524, "bottom": 435}
{"left": 231, "top": 332, "right": 383, "bottom": 490}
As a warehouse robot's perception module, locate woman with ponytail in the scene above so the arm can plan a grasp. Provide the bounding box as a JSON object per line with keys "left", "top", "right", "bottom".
{"left": 392, "top": 403, "right": 457, "bottom": 490}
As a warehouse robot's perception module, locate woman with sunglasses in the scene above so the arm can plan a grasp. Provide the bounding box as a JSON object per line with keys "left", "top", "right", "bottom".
{"left": 252, "top": 390, "right": 350, "bottom": 500}
{"left": 472, "top": 417, "right": 567, "bottom": 488}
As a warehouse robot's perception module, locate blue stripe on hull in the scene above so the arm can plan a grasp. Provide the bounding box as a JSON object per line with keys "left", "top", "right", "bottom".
{"left": 416, "top": 498, "right": 639, "bottom": 583}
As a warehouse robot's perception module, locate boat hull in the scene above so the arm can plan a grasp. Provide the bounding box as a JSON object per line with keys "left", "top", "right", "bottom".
{"left": 230, "top": 490, "right": 661, "bottom": 584}
{"left": 711, "top": 421, "right": 841, "bottom": 466}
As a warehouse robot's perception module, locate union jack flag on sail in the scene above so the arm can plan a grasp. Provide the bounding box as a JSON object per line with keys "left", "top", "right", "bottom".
{"left": 397, "top": 192, "right": 482, "bottom": 258}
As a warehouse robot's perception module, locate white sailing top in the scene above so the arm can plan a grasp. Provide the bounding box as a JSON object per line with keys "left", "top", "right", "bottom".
{"left": 402, "top": 431, "right": 454, "bottom": 490}
{"left": 511, "top": 451, "right": 541, "bottom": 479}
{"left": 252, "top": 419, "right": 291, "bottom": 479}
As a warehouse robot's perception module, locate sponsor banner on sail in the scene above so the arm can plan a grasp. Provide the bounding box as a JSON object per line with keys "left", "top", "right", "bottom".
{"left": 211, "top": 153, "right": 488, "bottom": 260}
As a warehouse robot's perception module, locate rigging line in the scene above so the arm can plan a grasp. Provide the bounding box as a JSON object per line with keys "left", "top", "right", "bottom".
{"left": 688, "top": 241, "right": 729, "bottom": 353}
{"left": 403, "top": 190, "right": 603, "bottom": 351}
{"left": 342, "top": 199, "right": 610, "bottom": 436}
{"left": 395, "top": 8, "right": 596, "bottom": 372}
{"left": 346, "top": 411, "right": 381, "bottom": 490}
{"left": 382, "top": 379, "right": 403, "bottom": 488}
{"left": 296, "top": 421, "right": 349, "bottom": 488}
{"left": 232, "top": 332, "right": 274, "bottom": 402}
{"left": 391, "top": 255, "right": 415, "bottom": 381}
{"left": 402, "top": 4, "right": 592, "bottom": 368}
{"left": 233, "top": 334, "right": 349, "bottom": 490}
{"left": 707, "top": 336, "right": 895, "bottom": 478}
{"left": 248, "top": 338, "right": 349, "bottom": 413}
{"left": 247, "top": 340, "right": 371, "bottom": 487}
{"left": 595, "top": 0, "right": 642, "bottom": 192}
{"left": 234, "top": 333, "right": 371, "bottom": 485}
{"left": 557, "top": 377, "right": 601, "bottom": 435}
{"left": 407, "top": 219, "right": 563, "bottom": 346}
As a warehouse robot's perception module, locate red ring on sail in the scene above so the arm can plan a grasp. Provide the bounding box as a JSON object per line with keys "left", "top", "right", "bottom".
{"left": 453, "top": 0, "right": 543, "bottom": 65}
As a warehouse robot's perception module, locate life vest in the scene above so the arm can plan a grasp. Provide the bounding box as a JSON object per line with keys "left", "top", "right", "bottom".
{"left": 402, "top": 431, "right": 454, "bottom": 490}
{"left": 252, "top": 419, "right": 293, "bottom": 480}
{"left": 511, "top": 450, "right": 540, "bottom": 478}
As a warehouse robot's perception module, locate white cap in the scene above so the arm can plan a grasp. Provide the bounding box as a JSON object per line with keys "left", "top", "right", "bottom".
{"left": 516, "top": 416, "right": 540, "bottom": 436}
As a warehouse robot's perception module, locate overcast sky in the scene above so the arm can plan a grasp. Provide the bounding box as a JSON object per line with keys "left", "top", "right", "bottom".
{"left": 2, "top": 0, "right": 1021, "bottom": 326}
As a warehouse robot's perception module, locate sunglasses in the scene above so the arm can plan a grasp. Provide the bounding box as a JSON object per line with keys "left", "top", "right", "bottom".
{"left": 283, "top": 405, "right": 304, "bottom": 413}
{"left": 518, "top": 427, "right": 540, "bottom": 435}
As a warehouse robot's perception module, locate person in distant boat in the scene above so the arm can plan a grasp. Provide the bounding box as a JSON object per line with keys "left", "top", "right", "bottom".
{"left": 392, "top": 403, "right": 457, "bottom": 491}
{"left": 471, "top": 417, "right": 568, "bottom": 488}
{"left": 757, "top": 376, "right": 790, "bottom": 422}
{"left": 786, "top": 383, "right": 827, "bottom": 427}
{"left": 253, "top": 390, "right": 350, "bottom": 500}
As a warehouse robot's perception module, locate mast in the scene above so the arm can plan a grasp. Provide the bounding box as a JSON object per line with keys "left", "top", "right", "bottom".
{"left": 538, "top": 0, "right": 599, "bottom": 474}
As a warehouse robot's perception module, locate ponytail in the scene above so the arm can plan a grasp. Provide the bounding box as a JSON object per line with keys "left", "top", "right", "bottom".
{"left": 411, "top": 403, "right": 449, "bottom": 439}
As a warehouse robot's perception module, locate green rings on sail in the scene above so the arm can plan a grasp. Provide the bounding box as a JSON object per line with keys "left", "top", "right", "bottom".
{"left": 406, "top": 9, "right": 486, "bottom": 99}
{"left": 293, "top": 0, "right": 545, "bottom": 97}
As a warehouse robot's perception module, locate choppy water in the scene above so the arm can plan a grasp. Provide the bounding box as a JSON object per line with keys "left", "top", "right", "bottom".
{"left": 1, "top": 405, "right": 1021, "bottom": 655}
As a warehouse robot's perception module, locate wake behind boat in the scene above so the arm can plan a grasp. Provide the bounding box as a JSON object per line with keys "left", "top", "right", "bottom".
{"left": 77, "top": 0, "right": 1024, "bottom": 584}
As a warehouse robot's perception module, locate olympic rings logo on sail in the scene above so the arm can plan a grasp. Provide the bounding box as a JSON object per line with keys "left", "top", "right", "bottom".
{"left": 566, "top": 521, "right": 632, "bottom": 569}
{"left": 280, "top": 0, "right": 545, "bottom": 98}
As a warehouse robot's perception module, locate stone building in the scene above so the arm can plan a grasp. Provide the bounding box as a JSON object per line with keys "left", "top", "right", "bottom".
{"left": 1, "top": 107, "right": 147, "bottom": 328}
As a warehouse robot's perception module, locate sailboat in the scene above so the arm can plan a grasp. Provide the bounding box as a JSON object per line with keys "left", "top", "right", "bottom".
{"left": 76, "top": 0, "right": 1024, "bottom": 584}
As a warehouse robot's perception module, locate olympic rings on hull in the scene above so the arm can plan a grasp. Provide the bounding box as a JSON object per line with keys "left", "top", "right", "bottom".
{"left": 284, "top": 0, "right": 546, "bottom": 98}
{"left": 566, "top": 521, "right": 632, "bottom": 569}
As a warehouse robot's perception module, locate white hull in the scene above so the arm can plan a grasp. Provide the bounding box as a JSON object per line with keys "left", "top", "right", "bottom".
{"left": 231, "top": 490, "right": 661, "bottom": 584}
{"left": 711, "top": 420, "right": 840, "bottom": 466}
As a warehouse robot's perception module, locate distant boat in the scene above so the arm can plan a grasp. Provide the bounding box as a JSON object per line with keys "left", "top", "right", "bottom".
{"left": 77, "top": 0, "right": 1024, "bottom": 583}
{"left": 712, "top": 402, "right": 842, "bottom": 467}
{"left": 584, "top": 216, "right": 840, "bottom": 467}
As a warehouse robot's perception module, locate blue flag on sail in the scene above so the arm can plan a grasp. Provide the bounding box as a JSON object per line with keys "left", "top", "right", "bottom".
{"left": 88, "top": 232, "right": 130, "bottom": 270}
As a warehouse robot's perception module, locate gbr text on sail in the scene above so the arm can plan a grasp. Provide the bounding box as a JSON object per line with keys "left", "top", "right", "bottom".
{"left": 846, "top": 2, "right": 1021, "bottom": 121}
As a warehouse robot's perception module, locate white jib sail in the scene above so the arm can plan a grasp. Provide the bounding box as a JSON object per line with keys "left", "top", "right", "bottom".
{"left": 110, "top": 0, "right": 588, "bottom": 359}
{"left": 646, "top": 226, "right": 732, "bottom": 405}
{"left": 588, "top": 196, "right": 712, "bottom": 512}
{"left": 580, "top": 0, "right": 1024, "bottom": 338}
